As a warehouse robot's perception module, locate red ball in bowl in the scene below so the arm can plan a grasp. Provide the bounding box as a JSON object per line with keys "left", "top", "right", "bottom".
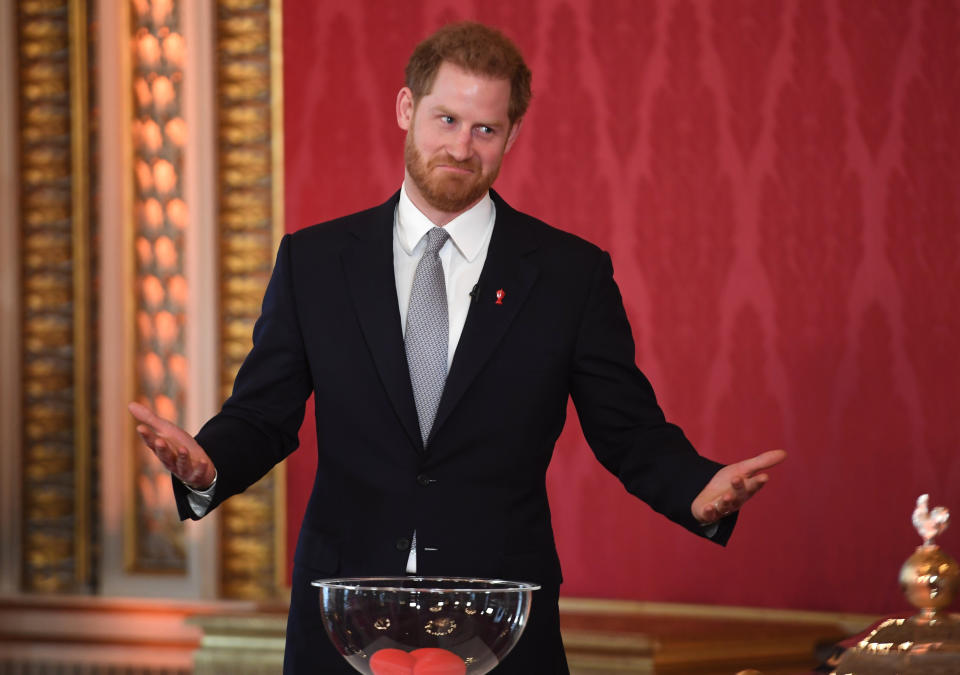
{"left": 411, "top": 647, "right": 466, "bottom": 675}
{"left": 370, "top": 648, "right": 415, "bottom": 675}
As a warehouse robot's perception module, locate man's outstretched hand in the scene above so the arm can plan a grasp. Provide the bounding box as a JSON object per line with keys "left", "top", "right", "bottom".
{"left": 692, "top": 449, "right": 787, "bottom": 525}
{"left": 128, "top": 402, "right": 216, "bottom": 490}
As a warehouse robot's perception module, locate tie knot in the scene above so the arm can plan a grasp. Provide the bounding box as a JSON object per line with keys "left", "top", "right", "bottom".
{"left": 424, "top": 227, "right": 450, "bottom": 256}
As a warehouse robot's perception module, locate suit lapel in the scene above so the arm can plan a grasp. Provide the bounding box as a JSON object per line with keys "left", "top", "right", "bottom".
{"left": 429, "top": 192, "right": 540, "bottom": 445}
{"left": 340, "top": 192, "right": 424, "bottom": 452}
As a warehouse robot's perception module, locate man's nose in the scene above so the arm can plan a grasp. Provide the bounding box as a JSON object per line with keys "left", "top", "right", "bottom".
{"left": 446, "top": 128, "right": 473, "bottom": 161}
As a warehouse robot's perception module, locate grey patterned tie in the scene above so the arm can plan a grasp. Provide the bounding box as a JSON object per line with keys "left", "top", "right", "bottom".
{"left": 405, "top": 227, "right": 450, "bottom": 445}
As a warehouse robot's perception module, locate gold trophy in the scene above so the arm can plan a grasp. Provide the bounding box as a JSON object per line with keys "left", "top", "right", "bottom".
{"left": 831, "top": 494, "right": 959, "bottom": 674}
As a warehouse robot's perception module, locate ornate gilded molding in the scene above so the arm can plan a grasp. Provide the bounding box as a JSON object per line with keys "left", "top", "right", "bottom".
{"left": 128, "top": 0, "right": 189, "bottom": 573}
{"left": 216, "top": 0, "right": 286, "bottom": 599}
{"left": 18, "top": 0, "right": 93, "bottom": 592}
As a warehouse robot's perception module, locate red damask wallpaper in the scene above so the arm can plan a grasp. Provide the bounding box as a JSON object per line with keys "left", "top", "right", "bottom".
{"left": 282, "top": 0, "right": 960, "bottom": 615}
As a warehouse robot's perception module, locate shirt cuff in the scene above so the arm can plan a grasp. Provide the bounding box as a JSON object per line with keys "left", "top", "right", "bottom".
{"left": 185, "top": 470, "right": 217, "bottom": 496}
{"left": 701, "top": 521, "right": 720, "bottom": 539}
{"left": 184, "top": 471, "right": 217, "bottom": 517}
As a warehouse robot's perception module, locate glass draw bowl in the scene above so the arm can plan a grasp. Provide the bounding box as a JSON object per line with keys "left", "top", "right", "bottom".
{"left": 312, "top": 576, "right": 540, "bottom": 674}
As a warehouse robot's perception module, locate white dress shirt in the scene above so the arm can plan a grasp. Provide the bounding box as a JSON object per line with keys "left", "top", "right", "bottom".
{"left": 394, "top": 184, "right": 495, "bottom": 367}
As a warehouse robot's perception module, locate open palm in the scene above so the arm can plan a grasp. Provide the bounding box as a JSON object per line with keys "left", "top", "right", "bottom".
{"left": 128, "top": 401, "right": 216, "bottom": 490}
{"left": 692, "top": 449, "right": 787, "bottom": 524}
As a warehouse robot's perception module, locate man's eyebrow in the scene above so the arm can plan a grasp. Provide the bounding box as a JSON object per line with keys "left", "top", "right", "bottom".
{"left": 429, "top": 104, "right": 455, "bottom": 116}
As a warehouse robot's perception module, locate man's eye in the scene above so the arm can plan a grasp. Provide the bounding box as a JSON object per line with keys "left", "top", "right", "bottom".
{"left": 477, "top": 126, "right": 494, "bottom": 135}
{"left": 441, "top": 115, "right": 454, "bottom": 124}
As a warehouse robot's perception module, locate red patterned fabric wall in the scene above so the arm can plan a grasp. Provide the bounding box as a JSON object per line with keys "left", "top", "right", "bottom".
{"left": 282, "top": 0, "right": 960, "bottom": 614}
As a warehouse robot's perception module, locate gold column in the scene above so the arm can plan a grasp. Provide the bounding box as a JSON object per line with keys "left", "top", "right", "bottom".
{"left": 18, "top": 0, "right": 93, "bottom": 592}
{"left": 216, "top": 0, "right": 286, "bottom": 599}
{"left": 128, "top": 0, "right": 189, "bottom": 573}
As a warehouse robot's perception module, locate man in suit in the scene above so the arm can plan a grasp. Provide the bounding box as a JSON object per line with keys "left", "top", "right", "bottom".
{"left": 130, "top": 21, "right": 785, "bottom": 674}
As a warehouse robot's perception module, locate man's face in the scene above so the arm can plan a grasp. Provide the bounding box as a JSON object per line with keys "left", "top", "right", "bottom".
{"left": 397, "top": 62, "right": 522, "bottom": 220}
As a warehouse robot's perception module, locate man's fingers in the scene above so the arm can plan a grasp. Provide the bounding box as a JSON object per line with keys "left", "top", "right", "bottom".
{"left": 135, "top": 424, "right": 153, "bottom": 445}
{"left": 739, "top": 473, "right": 768, "bottom": 499}
{"left": 708, "top": 475, "right": 768, "bottom": 520}
{"left": 128, "top": 401, "right": 161, "bottom": 427}
{"left": 131, "top": 401, "right": 214, "bottom": 488}
{"left": 700, "top": 491, "right": 734, "bottom": 522}
{"left": 727, "top": 472, "right": 769, "bottom": 498}
{"left": 694, "top": 451, "right": 782, "bottom": 525}
{"left": 729, "top": 475, "right": 750, "bottom": 504}
{"left": 738, "top": 449, "right": 787, "bottom": 476}
{"left": 153, "top": 436, "right": 188, "bottom": 471}
{"left": 135, "top": 424, "right": 163, "bottom": 450}
{"left": 717, "top": 492, "right": 738, "bottom": 516}
{"left": 701, "top": 502, "right": 720, "bottom": 522}
{"left": 129, "top": 401, "right": 183, "bottom": 439}
{"left": 150, "top": 438, "right": 178, "bottom": 473}
{"left": 131, "top": 402, "right": 194, "bottom": 455}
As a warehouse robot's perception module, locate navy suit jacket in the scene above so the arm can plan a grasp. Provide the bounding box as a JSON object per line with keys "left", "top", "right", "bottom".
{"left": 175, "top": 190, "right": 734, "bottom": 671}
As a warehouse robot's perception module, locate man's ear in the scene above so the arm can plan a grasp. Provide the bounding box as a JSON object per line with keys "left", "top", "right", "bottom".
{"left": 504, "top": 118, "right": 523, "bottom": 153}
{"left": 396, "top": 87, "right": 415, "bottom": 130}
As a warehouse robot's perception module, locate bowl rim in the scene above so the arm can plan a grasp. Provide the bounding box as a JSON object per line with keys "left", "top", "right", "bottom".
{"left": 310, "top": 576, "right": 541, "bottom": 593}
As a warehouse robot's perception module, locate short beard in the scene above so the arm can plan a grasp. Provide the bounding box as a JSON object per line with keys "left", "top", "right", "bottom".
{"left": 404, "top": 133, "right": 499, "bottom": 214}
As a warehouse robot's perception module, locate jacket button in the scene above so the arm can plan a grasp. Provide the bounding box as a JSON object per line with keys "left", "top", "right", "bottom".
{"left": 416, "top": 473, "right": 434, "bottom": 487}
{"left": 395, "top": 537, "right": 411, "bottom": 551}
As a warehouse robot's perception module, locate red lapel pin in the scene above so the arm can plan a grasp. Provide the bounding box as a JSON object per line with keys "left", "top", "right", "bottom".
{"left": 495, "top": 289, "right": 504, "bottom": 305}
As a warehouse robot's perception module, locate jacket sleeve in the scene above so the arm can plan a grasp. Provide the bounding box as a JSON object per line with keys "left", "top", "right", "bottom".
{"left": 175, "top": 234, "right": 314, "bottom": 520}
{"left": 568, "top": 250, "right": 736, "bottom": 543}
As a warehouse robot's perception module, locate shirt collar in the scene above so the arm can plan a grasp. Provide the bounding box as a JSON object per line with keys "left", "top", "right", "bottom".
{"left": 397, "top": 183, "right": 494, "bottom": 262}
